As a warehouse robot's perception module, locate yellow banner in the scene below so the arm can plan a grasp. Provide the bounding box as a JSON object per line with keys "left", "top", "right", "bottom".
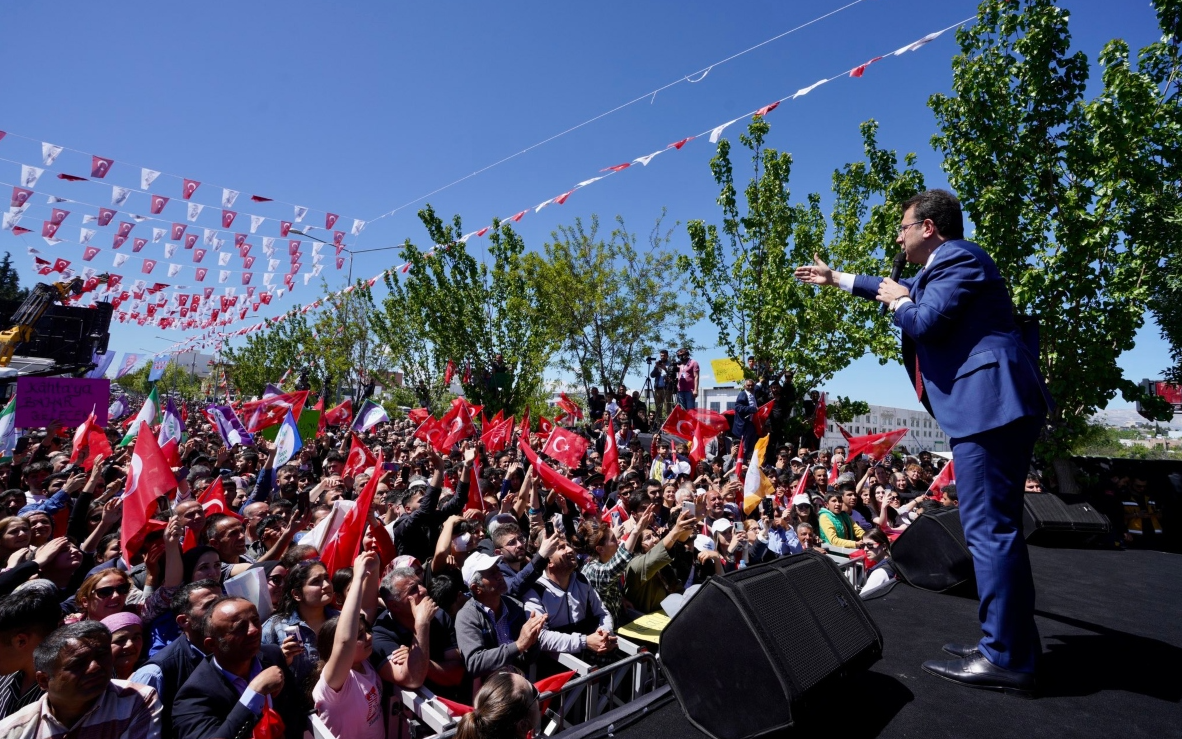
{"left": 710, "top": 358, "right": 745, "bottom": 384}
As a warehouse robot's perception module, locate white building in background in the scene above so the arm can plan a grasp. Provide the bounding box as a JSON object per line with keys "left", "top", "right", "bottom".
{"left": 698, "top": 386, "right": 949, "bottom": 453}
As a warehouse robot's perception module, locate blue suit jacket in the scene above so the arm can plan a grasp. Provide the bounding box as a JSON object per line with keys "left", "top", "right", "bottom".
{"left": 853, "top": 240, "right": 1051, "bottom": 440}
{"left": 731, "top": 389, "right": 757, "bottom": 438}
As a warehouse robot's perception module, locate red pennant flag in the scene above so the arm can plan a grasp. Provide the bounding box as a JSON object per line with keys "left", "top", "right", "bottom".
{"left": 813, "top": 393, "right": 828, "bottom": 441}
{"left": 414, "top": 416, "right": 448, "bottom": 452}
{"left": 182, "top": 179, "right": 200, "bottom": 199}
{"left": 82, "top": 246, "right": 100, "bottom": 261}
{"left": 928, "top": 461, "right": 955, "bottom": 499}
{"left": 52, "top": 258, "right": 70, "bottom": 273}
{"left": 222, "top": 210, "right": 237, "bottom": 228}
{"left": 41, "top": 221, "right": 59, "bottom": 238}
{"left": 537, "top": 416, "right": 554, "bottom": 440}
{"left": 142, "top": 259, "right": 157, "bottom": 274}
{"left": 195, "top": 268, "right": 207, "bottom": 282}
{"left": 171, "top": 223, "right": 186, "bottom": 240}
{"left": 602, "top": 416, "right": 620, "bottom": 482}
{"left": 475, "top": 226, "right": 490, "bottom": 238}
{"left": 443, "top": 359, "right": 455, "bottom": 385}
{"left": 343, "top": 433, "right": 378, "bottom": 479}
{"left": 845, "top": 428, "right": 908, "bottom": 461}
{"left": 57, "top": 173, "right": 87, "bottom": 182}
{"left": 323, "top": 399, "right": 353, "bottom": 427}
{"left": 10, "top": 186, "right": 33, "bottom": 208}
{"left": 325, "top": 213, "right": 339, "bottom": 229}
{"left": 131, "top": 238, "right": 146, "bottom": 252}
{"left": 279, "top": 221, "right": 292, "bottom": 237}
{"left": 755, "top": 101, "right": 780, "bottom": 117}
{"left": 688, "top": 420, "right": 706, "bottom": 467}
{"left": 97, "top": 208, "right": 116, "bottom": 226}
{"left": 519, "top": 439, "right": 597, "bottom": 514}
{"left": 407, "top": 407, "right": 430, "bottom": 425}
{"left": 554, "top": 189, "right": 575, "bottom": 205}
{"left": 239, "top": 390, "right": 309, "bottom": 432}
{"left": 849, "top": 56, "right": 884, "bottom": 78}
{"left": 319, "top": 448, "right": 383, "bottom": 577}
{"left": 541, "top": 428, "right": 588, "bottom": 468}
{"left": 14, "top": 227, "right": 33, "bottom": 237}
{"left": 667, "top": 136, "right": 694, "bottom": 150}
{"left": 121, "top": 430, "right": 177, "bottom": 562}
{"left": 251, "top": 195, "right": 273, "bottom": 202}
{"left": 510, "top": 210, "right": 526, "bottom": 223}
{"left": 91, "top": 156, "right": 114, "bottom": 178}
{"left": 50, "top": 208, "right": 69, "bottom": 225}
{"left": 333, "top": 231, "right": 345, "bottom": 245}
{"left": 184, "top": 233, "right": 198, "bottom": 249}
{"left": 601, "top": 163, "right": 631, "bottom": 172}
{"left": 689, "top": 409, "right": 729, "bottom": 439}
{"left": 481, "top": 416, "right": 515, "bottom": 453}
{"left": 441, "top": 401, "right": 476, "bottom": 450}
{"left": 557, "top": 392, "right": 584, "bottom": 421}
{"left": 661, "top": 406, "right": 699, "bottom": 442}
{"left": 753, "top": 400, "right": 775, "bottom": 437}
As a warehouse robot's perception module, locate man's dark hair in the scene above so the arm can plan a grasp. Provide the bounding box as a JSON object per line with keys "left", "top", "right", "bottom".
{"left": 22, "top": 461, "right": 52, "bottom": 479}
{"left": 492, "top": 522, "right": 522, "bottom": 549}
{"left": 33, "top": 621, "right": 109, "bottom": 675}
{"left": 0, "top": 588, "right": 63, "bottom": 639}
{"left": 170, "top": 579, "right": 222, "bottom": 617}
{"left": 902, "top": 189, "right": 964, "bottom": 240}
{"left": 942, "top": 484, "right": 958, "bottom": 503}
{"left": 628, "top": 488, "right": 649, "bottom": 514}
{"left": 430, "top": 568, "right": 464, "bottom": 612}
{"left": 186, "top": 465, "right": 213, "bottom": 485}
{"left": 325, "top": 452, "right": 346, "bottom": 466}
{"left": 254, "top": 514, "right": 283, "bottom": 541}
{"left": 202, "top": 513, "right": 236, "bottom": 542}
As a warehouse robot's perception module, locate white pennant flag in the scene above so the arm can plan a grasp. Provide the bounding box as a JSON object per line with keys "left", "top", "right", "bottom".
{"left": 293, "top": 206, "right": 307, "bottom": 223}
{"left": 20, "top": 165, "right": 44, "bottom": 188}
{"left": 894, "top": 30, "right": 944, "bottom": 56}
{"left": 141, "top": 168, "right": 161, "bottom": 190}
{"left": 1, "top": 213, "right": 20, "bottom": 231}
{"left": 218, "top": 252, "right": 230, "bottom": 266}
{"left": 113, "top": 253, "right": 129, "bottom": 267}
{"left": 263, "top": 273, "right": 275, "bottom": 285}
{"left": 46, "top": 196, "right": 67, "bottom": 204}
{"left": 250, "top": 215, "right": 265, "bottom": 233}
{"left": 187, "top": 202, "right": 204, "bottom": 221}
{"left": 351, "top": 219, "right": 366, "bottom": 236}
{"left": 167, "top": 263, "right": 182, "bottom": 277}
{"left": 576, "top": 176, "right": 603, "bottom": 188}
{"left": 304, "top": 273, "right": 314, "bottom": 285}
{"left": 82, "top": 215, "right": 97, "bottom": 224}
{"left": 204, "top": 228, "right": 216, "bottom": 245}
{"left": 268, "top": 259, "right": 280, "bottom": 271}
{"left": 81, "top": 267, "right": 96, "bottom": 280}
{"left": 311, "top": 243, "right": 323, "bottom": 255}
{"left": 221, "top": 189, "right": 239, "bottom": 208}
{"left": 262, "top": 237, "right": 275, "bottom": 250}
{"left": 793, "top": 79, "right": 828, "bottom": 98}
{"left": 213, "top": 238, "right": 225, "bottom": 251}
{"left": 312, "top": 254, "right": 324, "bottom": 264}
{"left": 534, "top": 199, "right": 553, "bottom": 213}
{"left": 276, "top": 288, "right": 285, "bottom": 298}
{"left": 219, "top": 270, "right": 230, "bottom": 283}
{"left": 43, "top": 237, "right": 64, "bottom": 246}
{"left": 41, "top": 143, "right": 63, "bottom": 166}
{"left": 80, "top": 228, "right": 96, "bottom": 244}
{"left": 633, "top": 150, "right": 663, "bottom": 166}
{"left": 164, "top": 243, "right": 177, "bottom": 258}
{"left": 312, "top": 264, "right": 323, "bottom": 276}
{"left": 152, "top": 228, "right": 166, "bottom": 243}
{"left": 709, "top": 118, "right": 742, "bottom": 144}
{"left": 112, "top": 187, "right": 132, "bottom": 206}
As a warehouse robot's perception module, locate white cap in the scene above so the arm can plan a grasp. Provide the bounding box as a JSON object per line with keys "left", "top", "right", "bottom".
{"left": 792, "top": 493, "right": 813, "bottom": 507}
{"left": 693, "top": 534, "right": 716, "bottom": 553}
{"left": 460, "top": 552, "right": 502, "bottom": 588}
{"left": 710, "top": 518, "right": 733, "bottom": 534}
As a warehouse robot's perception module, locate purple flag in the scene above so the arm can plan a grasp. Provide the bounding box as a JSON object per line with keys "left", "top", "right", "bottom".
{"left": 86, "top": 349, "right": 117, "bottom": 379}
{"left": 207, "top": 404, "right": 253, "bottom": 449}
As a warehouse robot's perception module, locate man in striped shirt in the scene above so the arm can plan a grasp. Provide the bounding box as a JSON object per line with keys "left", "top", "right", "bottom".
{"left": 0, "top": 621, "right": 162, "bottom": 739}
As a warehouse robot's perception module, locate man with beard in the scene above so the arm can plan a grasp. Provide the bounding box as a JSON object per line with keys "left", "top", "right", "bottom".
{"left": 492, "top": 523, "right": 560, "bottom": 598}
{"left": 523, "top": 536, "right": 616, "bottom": 657}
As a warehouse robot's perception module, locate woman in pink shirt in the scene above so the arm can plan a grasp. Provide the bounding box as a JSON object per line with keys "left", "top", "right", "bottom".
{"left": 311, "top": 551, "right": 385, "bottom": 739}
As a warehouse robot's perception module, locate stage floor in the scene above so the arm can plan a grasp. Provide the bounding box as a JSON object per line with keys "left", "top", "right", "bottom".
{"left": 602, "top": 546, "right": 1182, "bottom": 739}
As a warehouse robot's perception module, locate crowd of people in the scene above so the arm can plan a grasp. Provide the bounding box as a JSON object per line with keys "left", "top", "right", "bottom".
{"left": 0, "top": 380, "right": 1042, "bottom": 739}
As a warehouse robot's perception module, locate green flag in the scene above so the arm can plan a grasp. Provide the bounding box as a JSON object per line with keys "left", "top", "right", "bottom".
{"left": 0, "top": 395, "right": 16, "bottom": 463}
{"left": 119, "top": 387, "right": 159, "bottom": 447}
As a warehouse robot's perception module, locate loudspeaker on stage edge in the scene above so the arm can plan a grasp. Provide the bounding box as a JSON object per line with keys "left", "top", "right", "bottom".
{"left": 1023, "top": 492, "right": 1112, "bottom": 546}
{"left": 658, "top": 550, "right": 883, "bottom": 739}
{"left": 890, "top": 507, "right": 976, "bottom": 593}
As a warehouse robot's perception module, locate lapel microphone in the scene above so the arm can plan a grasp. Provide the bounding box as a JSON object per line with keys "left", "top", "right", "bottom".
{"left": 881, "top": 251, "right": 908, "bottom": 316}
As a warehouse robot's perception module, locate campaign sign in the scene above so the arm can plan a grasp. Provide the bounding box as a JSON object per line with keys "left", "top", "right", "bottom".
{"left": 15, "top": 377, "right": 111, "bottom": 428}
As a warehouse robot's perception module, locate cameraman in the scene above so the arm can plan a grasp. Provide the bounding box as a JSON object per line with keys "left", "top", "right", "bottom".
{"left": 650, "top": 350, "right": 673, "bottom": 420}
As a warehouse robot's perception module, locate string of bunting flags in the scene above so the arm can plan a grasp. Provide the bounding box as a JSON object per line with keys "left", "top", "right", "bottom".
{"left": 3, "top": 17, "right": 970, "bottom": 346}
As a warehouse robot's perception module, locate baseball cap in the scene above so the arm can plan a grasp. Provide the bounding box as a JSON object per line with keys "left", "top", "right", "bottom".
{"left": 461, "top": 552, "right": 502, "bottom": 588}
{"left": 407, "top": 476, "right": 429, "bottom": 490}
{"left": 710, "top": 518, "right": 733, "bottom": 534}
{"left": 693, "top": 534, "right": 716, "bottom": 553}
{"left": 790, "top": 457, "right": 803, "bottom": 464}
{"left": 792, "top": 493, "right": 813, "bottom": 507}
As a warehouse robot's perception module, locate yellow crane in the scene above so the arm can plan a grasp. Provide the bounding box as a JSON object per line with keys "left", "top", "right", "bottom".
{"left": 0, "top": 277, "right": 84, "bottom": 367}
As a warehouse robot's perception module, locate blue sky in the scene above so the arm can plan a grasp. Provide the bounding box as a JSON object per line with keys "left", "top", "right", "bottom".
{"left": 0, "top": 0, "right": 1170, "bottom": 412}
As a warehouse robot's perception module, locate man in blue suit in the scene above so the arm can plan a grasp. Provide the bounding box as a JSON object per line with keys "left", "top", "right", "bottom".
{"left": 795, "top": 189, "right": 1051, "bottom": 695}
{"left": 732, "top": 378, "right": 759, "bottom": 463}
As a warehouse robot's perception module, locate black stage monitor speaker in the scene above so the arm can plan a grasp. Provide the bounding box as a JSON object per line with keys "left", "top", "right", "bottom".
{"left": 890, "top": 507, "right": 975, "bottom": 593}
{"left": 659, "top": 550, "right": 882, "bottom": 739}
{"left": 1023, "top": 492, "right": 1111, "bottom": 545}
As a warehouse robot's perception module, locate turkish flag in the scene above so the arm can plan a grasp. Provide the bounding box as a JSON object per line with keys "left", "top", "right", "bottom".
{"left": 171, "top": 223, "right": 187, "bottom": 240}
{"left": 279, "top": 221, "right": 292, "bottom": 237}
{"left": 133, "top": 238, "right": 147, "bottom": 252}
{"left": 41, "top": 221, "right": 59, "bottom": 238}
{"left": 661, "top": 406, "right": 699, "bottom": 442}
{"left": 519, "top": 439, "right": 597, "bottom": 514}
{"left": 121, "top": 430, "right": 177, "bottom": 562}
{"left": 688, "top": 420, "right": 706, "bottom": 467}
{"left": 813, "top": 393, "right": 827, "bottom": 440}
{"left": 407, "top": 407, "right": 430, "bottom": 425}
{"left": 753, "top": 401, "right": 775, "bottom": 437}
{"left": 150, "top": 195, "right": 168, "bottom": 214}
{"left": 91, "top": 156, "right": 114, "bottom": 178}
{"left": 184, "top": 233, "right": 198, "bottom": 249}
{"left": 52, "top": 258, "right": 70, "bottom": 273}
{"left": 443, "top": 359, "right": 455, "bottom": 385}
{"left": 343, "top": 433, "right": 377, "bottom": 480}
{"left": 755, "top": 101, "right": 780, "bottom": 117}
{"left": 414, "top": 416, "right": 448, "bottom": 452}
{"left": 690, "top": 409, "right": 729, "bottom": 438}
{"left": 195, "top": 268, "right": 207, "bottom": 282}
{"left": 333, "top": 231, "right": 345, "bottom": 245}
{"left": 325, "top": 213, "right": 339, "bottom": 229}
{"left": 222, "top": 210, "right": 237, "bottom": 228}
{"left": 82, "top": 246, "right": 100, "bottom": 261}
{"left": 142, "top": 259, "right": 157, "bottom": 274}
{"left": 320, "top": 449, "right": 382, "bottom": 578}
{"left": 97, "top": 208, "right": 116, "bottom": 226}
{"left": 323, "top": 399, "right": 353, "bottom": 427}
{"left": 480, "top": 416, "right": 515, "bottom": 453}
{"left": 928, "top": 461, "right": 955, "bottom": 499}
{"left": 441, "top": 401, "right": 476, "bottom": 449}
{"left": 542, "top": 428, "right": 588, "bottom": 468}
{"left": 239, "top": 390, "right": 309, "bottom": 432}
{"left": 50, "top": 208, "right": 69, "bottom": 225}
{"left": 845, "top": 428, "right": 908, "bottom": 461}
{"left": 557, "top": 393, "right": 584, "bottom": 421}
{"left": 537, "top": 416, "right": 554, "bottom": 440}
{"left": 10, "top": 186, "right": 33, "bottom": 208}
{"left": 182, "top": 179, "right": 200, "bottom": 199}
{"left": 602, "top": 416, "right": 620, "bottom": 481}
{"left": 464, "top": 456, "right": 486, "bottom": 514}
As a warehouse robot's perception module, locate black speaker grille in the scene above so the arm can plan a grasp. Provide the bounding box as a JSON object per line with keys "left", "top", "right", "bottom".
{"left": 741, "top": 569, "right": 835, "bottom": 694}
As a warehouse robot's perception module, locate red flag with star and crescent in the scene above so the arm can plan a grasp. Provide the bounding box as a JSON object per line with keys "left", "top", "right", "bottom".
{"left": 602, "top": 416, "right": 621, "bottom": 481}
{"left": 414, "top": 416, "right": 449, "bottom": 453}
{"left": 343, "top": 433, "right": 377, "bottom": 479}
{"left": 541, "top": 427, "right": 588, "bottom": 469}
{"left": 661, "top": 406, "right": 700, "bottom": 442}
{"left": 845, "top": 428, "right": 908, "bottom": 461}
{"left": 557, "top": 393, "right": 584, "bottom": 421}
{"left": 519, "top": 438, "right": 597, "bottom": 514}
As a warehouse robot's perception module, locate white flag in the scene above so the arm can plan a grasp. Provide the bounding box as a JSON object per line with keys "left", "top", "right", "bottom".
{"left": 709, "top": 118, "right": 741, "bottom": 144}
{"left": 268, "top": 259, "right": 280, "bottom": 271}
{"left": 213, "top": 238, "right": 225, "bottom": 251}
{"left": 311, "top": 243, "right": 323, "bottom": 255}
{"left": 312, "top": 264, "right": 323, "bottom": 276}
{"left": 219, "top": 270, "right": 230, "bottom": 283}
{"left": 262, "top": 237, "right": 275, "bottom": 250}
{"left": 131, "top": 215, "right": 146, "bottom": 222}
{"left": 82, "top": 215, "right": 97, "bottom": 224}
{"left": 277, "top": 288, "right": 285, "bottom": 298}
{"left": 80, "top": 228, "right": 96, "bottom": 244}
{"left": 141, "top": 168, "right": 161, "bottom": 190}
{"left": 113, "top": 253, "right": 129, "bottom": 267}
{"left": 204, "top": 228, "right": 216, "bottom": 245}
{"left": 164, "top": 243, "right": 177, "bottom": 258}
{"left": 152, "top": 228, "right": 166, "bottom": 243}
{"left": 2, "top": 213, "right": 21, "bottom": 231}
{"left": 221, "top": 189, "right": 239, "bottom": 208}
{"left": 112, "top": 187, "right": 132, "bottom": 206}
{"left": 304, "top": 273, "right": 313, "bottom": 285}
{"left": 351, "top": 219, "right": 365, "bottom": 236}
{"left": 263, "top": 273, "right": 275, "bottom": 285}
{"left": 250, "top": 215, "right": 265, "bottom": 233}
{"left": 42, "top": 237, "right": 63, "bottom": 246}
{"left": 187, "top": 202, "right": 203, "bottom": 222}
{"left": 293, "top": 206, "right": 307, "bottom": 223}
{"left": 20, "top": 165, "right": 43, "bottom": 188}
{"left": 633, "top": 150, "right": 663, "bottom": 166}
{"left": 534, "top": 199, "right": 553, "bottom": 213}
{"left": 167, "top": 263, "right": 182, "bottom": 277}
{"left": 793, "top": 79, "right": 828, "bottom": 98}
{"left": 894, "top": 30, "right": 944, "bottom": 56}
{"left": 312, "top": 254, "right": 324, "bottom": 264}
{"left": 42, "top": 143, "right": 63, "bottom": 166}
{"left": 576, "top": 176, "right": 603, "bottom": 188}
{"left": 46, "top": 196, "right": 67, "bottom": 204}
{"left": 218, "top": 252, "right": 230, "bottom": 266}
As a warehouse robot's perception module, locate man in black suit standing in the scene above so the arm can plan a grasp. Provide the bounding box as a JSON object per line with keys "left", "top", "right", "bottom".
{"left": 173, "top": 596, "right": 305, "bottom": 739}
{"left": 732, "top": 379, "right": 759, "bottom": 463}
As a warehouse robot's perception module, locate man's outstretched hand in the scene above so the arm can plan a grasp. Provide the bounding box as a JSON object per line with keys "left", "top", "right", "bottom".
{"left": 794, "top": 255, "right": 837, "bottom": 286}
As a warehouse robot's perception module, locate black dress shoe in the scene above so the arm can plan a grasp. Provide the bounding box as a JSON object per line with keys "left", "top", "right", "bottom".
{"left": 942, "top": 642, "right": 980, "bottom": 658}
{"left": 922, "top": 653, "right": 1035, "bottom": 696}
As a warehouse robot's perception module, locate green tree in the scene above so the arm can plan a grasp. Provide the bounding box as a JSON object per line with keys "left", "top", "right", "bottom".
{"left": 371, "top": 207, "right": 558, "bottom": 417}
{"left": 221, "top": 312, "right": 316, "bottom": 399}
{"left": 116, "top": 359, "right": 203, "bottom": 399}
{"left": 927, "top": 0, "right": 1179, "bottom": 482}
{"left": 523, "top": 212, "right": 702, "bottom": 393}
{"left": 680, "top": 116, "right": 925, "bottom": 394}
{"left": 0, "top": 252, "right": 28, "bottom": 302}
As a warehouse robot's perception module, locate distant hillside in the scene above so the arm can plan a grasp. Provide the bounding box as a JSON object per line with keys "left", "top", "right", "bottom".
{"left": 1091, "top": 407, "right": 1182, "bottom": 431}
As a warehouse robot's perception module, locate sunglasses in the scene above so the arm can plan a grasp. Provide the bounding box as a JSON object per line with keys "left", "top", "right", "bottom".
{"left": 95, "top": 583, "right": 132, "bottom": 599}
